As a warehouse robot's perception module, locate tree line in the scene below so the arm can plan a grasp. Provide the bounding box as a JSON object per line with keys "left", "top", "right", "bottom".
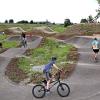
{"left": 2, "top": 14, "right": 100, "bottom": 28}
{"left": 4, "top": 19, "right": 53, "bottom": 24}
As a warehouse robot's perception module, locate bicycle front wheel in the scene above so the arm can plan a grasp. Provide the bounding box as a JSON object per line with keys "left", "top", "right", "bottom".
{"left": 57, "top": 83, "right": 70, "bottom": 97}
{"left": 32, "top": 85, "right": 46, "bottom": 98}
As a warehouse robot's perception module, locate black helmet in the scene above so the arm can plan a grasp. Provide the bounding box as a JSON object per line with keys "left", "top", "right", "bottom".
{"left": 94, "top": 37, "right": 97, "bottom": 40}
{"left": 51, "top": 57, "right": 57, "bottom": 61}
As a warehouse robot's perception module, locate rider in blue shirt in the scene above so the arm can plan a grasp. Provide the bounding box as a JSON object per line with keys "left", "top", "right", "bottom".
{"left": 43, "top": 57, "right": 60, "bottom": 91}
{"left": 91, "top": 38, "right": 100, "bottom": 61}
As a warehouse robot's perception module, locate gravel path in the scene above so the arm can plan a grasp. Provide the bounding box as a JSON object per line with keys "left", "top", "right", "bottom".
{"left": 0, "top": 36, "right": 100, "bottom": 100}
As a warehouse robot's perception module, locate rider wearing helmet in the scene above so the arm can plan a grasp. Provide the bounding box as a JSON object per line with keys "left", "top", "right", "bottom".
{"left": 91, "top": 37, "right": 100, "bottom": 61}
{"left": 43, "top": 57, "right": 60, "bottom": 91}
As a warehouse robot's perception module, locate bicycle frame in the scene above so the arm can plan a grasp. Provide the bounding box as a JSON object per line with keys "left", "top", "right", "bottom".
{"left": 43, "top": 71, "right": 61, "bottom": 90}
{"left": 49, "top": 79, "right": 61, "bottom": 90}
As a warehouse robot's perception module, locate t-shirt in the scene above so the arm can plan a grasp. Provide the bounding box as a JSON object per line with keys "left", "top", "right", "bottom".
{"left": 92, "top": 40, "right": 99, "bottom": 49}
{"left": 43, "top": 61, "right": 55, "bottom": 72}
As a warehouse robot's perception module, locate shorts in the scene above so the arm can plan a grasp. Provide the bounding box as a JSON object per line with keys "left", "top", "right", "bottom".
{"left": 43, "top": 71, "right": 52, "bottom": 81}
{"left": 93, "top": 49, "right": 99, "bottom": 53}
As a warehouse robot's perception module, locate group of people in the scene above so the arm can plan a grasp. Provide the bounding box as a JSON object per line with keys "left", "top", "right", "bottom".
{"left": 43, "top": 37, "right": 100, "bottom": 92}
{"left": 20, "top": 31, "right": 100, "bottom": 92}
{"left": 20, "top": 32, "right": 100, "bottom": 91}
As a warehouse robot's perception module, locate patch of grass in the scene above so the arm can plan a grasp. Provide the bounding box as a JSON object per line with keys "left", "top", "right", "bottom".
{"left": 3, "top": 41, "right": 20, "bottom": 48}
{"left": 50, "top": 24, "right": 66, "bottom": 33}
{"left": 17, "top": 57, "right": 32, "bottom": 73}
{"left": 0, "top": 34, "right": 7, "bottom": 41}
{"left": 24, "top": 38, "right": 73, "bottom": 66}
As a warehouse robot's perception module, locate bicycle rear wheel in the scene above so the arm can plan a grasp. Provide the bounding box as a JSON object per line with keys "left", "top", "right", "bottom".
{"left": 57, "top": 83, "right": 70, "bottom": 97}
{"left": 32, "top": 85, "right": 46, "bottom": 98}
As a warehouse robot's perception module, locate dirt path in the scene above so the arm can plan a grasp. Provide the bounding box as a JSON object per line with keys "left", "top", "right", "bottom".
{"left": 0, "top": 36, "right": 100, "bottom": 100}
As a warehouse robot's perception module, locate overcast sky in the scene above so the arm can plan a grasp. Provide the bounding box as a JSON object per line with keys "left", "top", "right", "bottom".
{"left": 0, "top": 0, "right": 99, "bottom": 23}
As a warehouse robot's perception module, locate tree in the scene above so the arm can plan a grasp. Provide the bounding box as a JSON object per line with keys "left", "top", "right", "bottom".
{"left": 96, "top": 0, "right": 100, "bottom": 4}
{"left": 30, "top": 20, "right": 34, "bottom": 24}
{"left": 52, "top": 22, "right": 55, "bottom": 25}
{"left": 87, "top": 15, "right": 94, "bottom": 23}
{"left": 5, "top": 20, "right": 8, "bottom": 23}
{"left": 80, "top": 19, "right": 88, "bottom": 23}
{"left": 64, "top": 19, "right": 72, "bottom": 27}
{"left": 17, "top": 20, "right": 29, "bottom": 24}
{"left": 91, "top": 1, "right": 100, "bottom": 22}
{"left": 9, "top": 19, "right": 14, "bottom": 23}
{"left": 94, "top": 4, "right": 100, "bottom": 21}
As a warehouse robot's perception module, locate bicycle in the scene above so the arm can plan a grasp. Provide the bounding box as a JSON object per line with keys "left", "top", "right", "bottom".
{"left": 32, "top": 70, "right": 70, "bottom": 98}
{"left": 21, "top": 39, "right": 27, "bottom": 48}
{"left": 89, "top": 53, "right": 98, "bottom": 63}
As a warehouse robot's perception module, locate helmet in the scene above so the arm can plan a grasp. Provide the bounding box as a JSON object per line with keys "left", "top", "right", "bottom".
{"left": 94, "top": 37, "right": 97, "bottom": 40}
{"left": 51, "top": 56, "right": 57, "bottom": 61}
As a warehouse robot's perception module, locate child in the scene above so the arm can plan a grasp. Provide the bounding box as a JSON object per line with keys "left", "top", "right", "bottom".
{"left": 43, "top": 57, "right": 60, "bottom": 91}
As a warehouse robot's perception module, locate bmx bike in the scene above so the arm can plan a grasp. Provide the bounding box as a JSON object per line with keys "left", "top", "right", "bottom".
{"left": 89, "top": 53, "right": 98, "bottom": 63}
{"left": 21, "top": 38, "right": 27, "bottom": 48}
{"left": 32, "top": 71, "right": 70, "bottom": 98}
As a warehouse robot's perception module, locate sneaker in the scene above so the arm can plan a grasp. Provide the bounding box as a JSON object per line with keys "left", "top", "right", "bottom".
{"left": 42, "top": 80, "right": 47, "bottom": 85}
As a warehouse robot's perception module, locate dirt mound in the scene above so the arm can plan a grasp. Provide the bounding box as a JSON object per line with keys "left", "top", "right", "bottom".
{"left": 55, "top": 23, "right": 100, "bottom": 40}
{"left": 5, "top": 27, "right": 25, "bottom": 35}
{"left": 35, "top": 26, "right": 54, "bottom": 32}
{"left": 34, "top": 26, "right": 57, "bottom": 35}
{"left": 5, "top": 58, "right": 28, "bottom": 83}
{"left": 27, "top": 27, "right": 57, "bottom": 37}
{"left": 64, "top": 23, "right": 100, "bottom": 35}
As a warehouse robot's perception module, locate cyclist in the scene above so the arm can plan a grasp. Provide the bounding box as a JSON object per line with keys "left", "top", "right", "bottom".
{"left": 20, "top": 32, "right": 27, "bottom": 48}
{"left": 43, "top": 57, "right": 60, "bottom": 92}
{"left": 91, "top": 37, "right": 100, "bottom": 61}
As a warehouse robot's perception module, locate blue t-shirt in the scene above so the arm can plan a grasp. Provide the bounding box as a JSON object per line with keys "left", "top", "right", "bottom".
{"left": 92, "top": 40, "right": 99, "bottom": 49}
{"left": 43, "top": 60, "right": 55, "bottom": 72}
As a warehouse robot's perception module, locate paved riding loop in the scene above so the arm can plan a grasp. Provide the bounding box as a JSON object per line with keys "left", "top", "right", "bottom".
{"left": 0, "top": 36, "right": 100, "bottom": 100}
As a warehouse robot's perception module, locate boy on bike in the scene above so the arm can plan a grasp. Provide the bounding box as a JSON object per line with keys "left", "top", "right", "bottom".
{"left": 43, "top": 57, "right": 60, "bottom": 92}
{"left": 91, "top": 37, "right": 100, "bottom": 61}
{"left": 20, "top": 32, "right": 27, "bottom": 48}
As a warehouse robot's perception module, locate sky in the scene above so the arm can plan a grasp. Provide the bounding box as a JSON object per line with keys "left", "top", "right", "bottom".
{"left": 0, "top": 0, "right": 99, "bottom": 23}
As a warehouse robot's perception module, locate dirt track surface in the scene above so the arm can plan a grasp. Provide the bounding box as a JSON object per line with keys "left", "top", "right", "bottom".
{"left": 0, "top": 36, "right": 100, "bottom": 100}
